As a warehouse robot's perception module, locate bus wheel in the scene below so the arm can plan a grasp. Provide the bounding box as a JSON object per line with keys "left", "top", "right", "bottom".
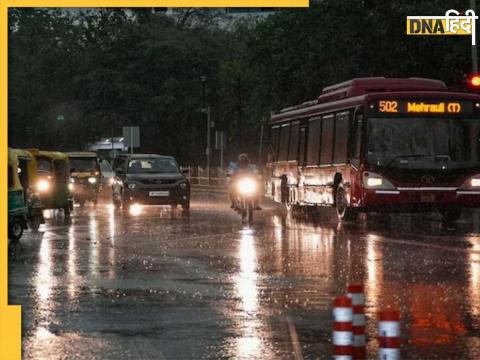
{"left": 335, "top": 184, "right": 356, "bottom": 221}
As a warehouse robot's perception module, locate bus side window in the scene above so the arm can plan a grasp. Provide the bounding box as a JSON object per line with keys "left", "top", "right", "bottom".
{"left": 278, "top": 123, "right": 290, "bottom": 161}
{"left": 333, "top": 111, "right": 349, "bottom": 164}
{"left": 307, "top": 117, "right": 321, "bottom": 165}
{"left": 351, "top": 113, "right": 363, "bottom": 168}
{"left": 320, "top": 115, "right": 334, "bottom": 165}
{"left": 298, "top": 126, "right": 307, "bottom": 166}
{"left": 288, "top": 121, "right": 300, "bottom": 161}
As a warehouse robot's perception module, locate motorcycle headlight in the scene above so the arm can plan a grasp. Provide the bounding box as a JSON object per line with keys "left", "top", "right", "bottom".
{"left": 37, "top": 179, "right": 50, "bottom": 192}
{"left": 68, "top": 183, "right": 74, "bottom": 191}
{"left": 237, "top": 178, "right": 257, "bottom": 196}
{"left": 88, "top": 177, "right": 97, "bottom": 184}
{"left": 363, "top": 172, "right": 395, "bottom": 190}
{"left": 127, "top": 183, "right": 137, "bottom": 189}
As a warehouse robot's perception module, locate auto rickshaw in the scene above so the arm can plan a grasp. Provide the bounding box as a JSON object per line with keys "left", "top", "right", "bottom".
{"left": 8, "top": 148, "right": 44, "bottom": 239}
{"left": 67, "top": 152, "right": 101, "bottom": 207}
{"left": 28, "top": 149, "right": 73, "bottom": 217}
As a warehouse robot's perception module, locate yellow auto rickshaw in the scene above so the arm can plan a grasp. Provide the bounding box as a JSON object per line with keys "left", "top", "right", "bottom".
{"left": 28, "top": 149, "right": 73, "bottom": 217}
{"left": 67, "top": 152, "right": 101, "bottom": 206}
{"left": 8, "top": 148, "right": 44, "bottom": 239}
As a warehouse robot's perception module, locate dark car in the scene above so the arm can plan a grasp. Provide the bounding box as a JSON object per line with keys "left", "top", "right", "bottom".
{"left": 111, "top": 154, "right": 190, "bottom": 210}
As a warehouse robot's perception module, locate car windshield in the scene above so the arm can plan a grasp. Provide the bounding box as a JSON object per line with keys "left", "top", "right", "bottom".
{"left": 366, "top": 117, "right": 480, "bottom": 169}
{"left": 70, "top": 157, "right": 99, "bottom": 172}
{"left": 127, "top": 158, "right": 179, "bottom": 173}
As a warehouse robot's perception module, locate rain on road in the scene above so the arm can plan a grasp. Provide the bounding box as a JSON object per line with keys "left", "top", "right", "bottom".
{"left": 8, "top": 192, "right": 480, "bottom": 359}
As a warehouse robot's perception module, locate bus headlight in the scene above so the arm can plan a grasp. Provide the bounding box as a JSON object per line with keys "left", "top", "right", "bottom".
{"left": 363, "top": 172, "right": 395, "bottom": 190}
{"left": 88, "top": 177, "right": 97, "bottom": 184}
{"left": 37, "top": 179, "right": 50, "bottom": 192}
{"left": 367, "top": 177, "right": 383, "bottom": 187}
{"left": 471, "top": 178, "right": 480, "bottom": 187}
{"left": 237, "top": 177, "right": 257, "bottom": 196}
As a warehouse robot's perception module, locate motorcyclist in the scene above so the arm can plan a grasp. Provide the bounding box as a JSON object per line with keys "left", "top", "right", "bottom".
{"left": 228, "top": 153, "right": 261, "bottom": 210}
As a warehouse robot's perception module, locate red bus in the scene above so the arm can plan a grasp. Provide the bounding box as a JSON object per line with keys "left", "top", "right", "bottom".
{"left": 265, "top": 77, "right": 480, "bottom": 221}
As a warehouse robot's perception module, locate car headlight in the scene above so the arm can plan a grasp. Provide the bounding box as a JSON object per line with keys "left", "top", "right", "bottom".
{"left": 127, "top": 183, "right": 137, "bottom": 189}
{"left": 88, "top": 177, "right": 97, "bottom": 184}
{"left": 37, "top": 179, "right": 50, "bottom": 192}
{"left": 363, "top": 172, "right": 395, "bottom": 190}
{"left": 179, "top": 182, "right": 188, "bottom": 189}
{"left": 237, "top": 177, "right": 257, "bottom": 196}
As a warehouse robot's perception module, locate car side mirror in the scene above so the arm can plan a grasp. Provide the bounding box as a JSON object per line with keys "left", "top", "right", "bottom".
{"left": 181, "top": 168, "right": 189, "bottom": 175}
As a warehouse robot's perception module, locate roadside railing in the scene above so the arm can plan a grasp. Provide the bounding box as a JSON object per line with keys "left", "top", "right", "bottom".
{"left": 181, "top": 166, "right": 228, "bottom": 190}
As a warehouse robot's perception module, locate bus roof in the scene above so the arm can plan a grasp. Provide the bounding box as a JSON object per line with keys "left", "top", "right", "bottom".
{"left": 270, "top": 77, "right": 479, "bottom": 124}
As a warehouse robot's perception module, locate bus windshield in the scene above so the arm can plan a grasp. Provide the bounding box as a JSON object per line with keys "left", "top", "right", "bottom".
{"left": 366, "top": 117, "right": 480, "bottom": 169}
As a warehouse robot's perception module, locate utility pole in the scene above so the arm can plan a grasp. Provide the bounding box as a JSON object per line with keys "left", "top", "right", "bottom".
{"left": 200, "top": 76, "right": 211, "bottom": 184}
{"left": 472, "top": 0, "right": 478, "bottom": 73}
{"left": 206, "top": 106, "right": 211, "bottom": 184}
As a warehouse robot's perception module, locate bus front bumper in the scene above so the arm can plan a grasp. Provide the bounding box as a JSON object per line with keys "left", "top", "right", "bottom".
{"left": 360, "top": 189, "right": 480, "bottom": 212}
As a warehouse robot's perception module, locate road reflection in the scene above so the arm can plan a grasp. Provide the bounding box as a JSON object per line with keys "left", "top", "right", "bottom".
{"left": 234, "top": 228, "right": 262, "bottom": 359}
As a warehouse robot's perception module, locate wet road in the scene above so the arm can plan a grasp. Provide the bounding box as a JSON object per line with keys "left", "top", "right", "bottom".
{"left": 8, "top": 192, "right": 480, "bottom": 359}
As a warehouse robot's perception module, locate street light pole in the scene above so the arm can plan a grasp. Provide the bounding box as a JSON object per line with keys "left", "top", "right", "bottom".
{"left": 472, "top": 0, "right": 478, "bottom": 73}
{"left": 206, "top": 106, "right": 211, "bottom": 184}
{"left": 200, "top": 76, "right": 211, "bottom": 184}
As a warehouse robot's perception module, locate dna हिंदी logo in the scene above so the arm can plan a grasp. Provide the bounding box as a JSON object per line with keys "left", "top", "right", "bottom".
{"left": 406, "top": 9, "right": 478, "bottom": 45}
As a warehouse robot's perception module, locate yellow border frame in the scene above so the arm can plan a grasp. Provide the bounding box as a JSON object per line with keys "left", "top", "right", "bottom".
{"left": 0, "top": 1, "right": 307, "bottom": 359}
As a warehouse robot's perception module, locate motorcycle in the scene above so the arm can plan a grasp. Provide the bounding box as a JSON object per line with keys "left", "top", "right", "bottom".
{"left": 233, "top": 174, "right": 259, "bottom": 225}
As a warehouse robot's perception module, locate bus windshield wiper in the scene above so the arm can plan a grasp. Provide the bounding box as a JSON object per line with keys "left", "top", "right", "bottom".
{"left": 384, "top": 154, "right": 432, "bottom": 168}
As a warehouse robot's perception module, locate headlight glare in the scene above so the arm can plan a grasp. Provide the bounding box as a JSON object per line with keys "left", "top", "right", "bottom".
{"left": 37, "top": 179, "right": 50, "bottom": 192}
{"left": 471, "top": 178, "right": 480, "bottom": 187}
{"left": 367, "top": 177, "right": 383, "bottom": 187}
{"left": 237, "top": 177, "right": 257, "bottom": 196}
{"left": 88, "top": 177, "right": 97, "bottom": 184}
{"left": 363, "top": 172, "right": 395, "bottom": 190}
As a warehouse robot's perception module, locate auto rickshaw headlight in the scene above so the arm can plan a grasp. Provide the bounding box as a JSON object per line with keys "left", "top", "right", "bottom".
{"left": 37, "top": 179, "right": 50, "bottom": 192}
{"left": 88, "top": 177, "right": 97, "bottom": 184}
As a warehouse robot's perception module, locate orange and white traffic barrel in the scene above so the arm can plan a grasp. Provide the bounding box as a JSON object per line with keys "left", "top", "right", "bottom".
{"left": 333, "top": 295, "right": 353, "bottom": 359}
{"left": 347, "top": 284, "right": 366, "bottom": 359}
{"left": 378, "top": 310, "right": 400, "bottom": 359}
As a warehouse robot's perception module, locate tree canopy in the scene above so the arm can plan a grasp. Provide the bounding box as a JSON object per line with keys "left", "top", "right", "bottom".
{"left": 8, "top": 2, "right": 474, "bottom": 164}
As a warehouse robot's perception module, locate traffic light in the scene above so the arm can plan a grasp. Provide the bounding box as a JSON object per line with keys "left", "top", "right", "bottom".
{"left": 467, "top": 74, "right": 480, "bottom": 91}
